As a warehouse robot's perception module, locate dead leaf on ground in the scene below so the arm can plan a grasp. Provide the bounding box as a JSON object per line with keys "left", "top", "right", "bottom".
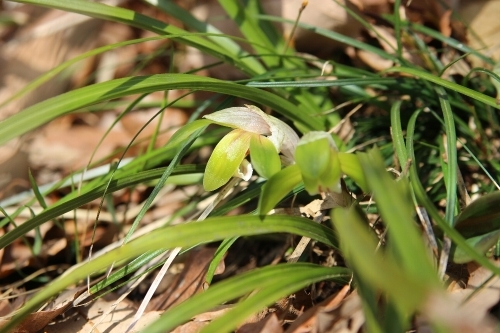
{"left": 0, "top": 288, "right": 85, "bottom": 333}
{"left": 237, "top": 313, "right": 284, "bottom": 333}
{"left": 460, "top": 0, "right": 500, "bottom": 67}
{"left": 285, "top": 286, "right": 364, "bottom": 333}
{"left": 27, "top": 116, "right": 131, "bottom": 174}
{"left": 45, "top": 291, "right": 161, "bottom": 333}
{"left": 147, "top": 246, "right": 225, "bottom": 311}
{"left": 420, "top": 260, "right": 500, "bottom": 333}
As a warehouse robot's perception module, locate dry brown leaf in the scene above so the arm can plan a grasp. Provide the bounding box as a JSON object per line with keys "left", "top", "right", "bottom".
{"left": 171, "top": 321, "right": 209, "bottom": 333}
{"left": 460, "top": 0, "right": 500, "bottom": 67}
{"left": 356, "top": 49, "right": 394, "bottom": 72}
{"left": 27, "top": 117, "right": 131, "bottom": 173}
{"left": 447, "top": 261, "right": 500, "bottom": 324}
{"left": 0, "top": 8, "right": 103, "bottom": 121}
{"left": 120, "top": 107, "right": 188, "bottom": 149}
{"left": 0, "top": 139, "right": 29, "bottom": 199}
{"left": 419, "top": 261, "right": 500, "bottom": 333}
{"left": 147, "top": 246, "right": 224, "bottom": 311}
{"left": 237, "top": 313, "right": 284, "bottom": 333}
{"left": 0, "top": 288, "right": 85, "bottom": 333}
{"left": 191, "top": 304, "right": 234, "bottom": 322}
{"left": 0, "top": 241, "right": 33, "bottom": 278}
{"left": 45, "top": 292, "right": 161, "bottom": 333}
{"left": 285, "top": 286, "right": 364, "bottom": 333}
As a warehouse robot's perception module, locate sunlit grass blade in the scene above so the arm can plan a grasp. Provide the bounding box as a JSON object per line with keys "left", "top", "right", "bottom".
{"left": 390, "top": 100, "right": 408, "bottom": 169}
{"left": 86, "top": 249, "right": 166, "bottom": 298}
{"left": 218, "top": 0, "right": 281, "bottom": 68}
{"left": 123, "top": 127, "right": 203, "bottom": 243}
{"left": 404, "top": 21, "right": 494, "bottom": 65}
{"left": 0, "top": 165, "right": 205, "bottom": 249}
{"left": 357, "top": 148, "right": 436, "bottom": 282}
{"left": 258, "top": 14, "right": 399, "bottom": 62}
{"left": 332, "top": 206, "right": 431, "bottom": 317}
{"left": 9, "top": 0, "right": 264, "bottom": 76}
{"left": 384, "top": 67, "right": 499, "bottom": 109}
{"left": 144, "top": 0, "right": 266, "bottom": 74}
{"left": 198, "top": 267, "right": 350, "bottom": 333}
{"left": 4, "top": 215, "right": 339, "bottom": 331}
{"left": 204, "top": 237, "right": 238, "bottom": 286}
{"left": 257, "top": 164, "right": 302, "bottom": 215}
{"left": 406, "top": 111, "right": 500, "bottom": 269}
{"left": 435, "top": 87, "right": 458, "bottom": 226}
{"left": 0, "top": 73, "right": 322, "bottom": 146}
{"left": 143, "top": 263, "right": 350, "bottom": 333}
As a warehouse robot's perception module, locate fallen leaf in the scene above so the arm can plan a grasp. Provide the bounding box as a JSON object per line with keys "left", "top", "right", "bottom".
{"left": 285, "top": 287, "right": 364, "bottom": 333}
{"left": 45, "top": 292, "right": 161, "bottom": 333}
{"left": 0, "top": 288, "right": 85, "bottom": 333}
{"left": 147, "top": 246, "right": 223, "bottom": 311}
{"left": 459, "top": 0, "right": 500, "bottom": 66}
{"left": 237, "top": 313, "right": 284, "bottom": 333}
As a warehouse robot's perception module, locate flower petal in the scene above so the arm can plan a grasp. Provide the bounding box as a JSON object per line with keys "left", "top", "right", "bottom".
{"left": 249, "top": 135, "right": 281, "bottom": 179}
{"left": 266, "top": 115, "right": 300, "bottom": 164}
{"left": 203, "top": 106, "right": 271, "bottom": 135}
{"left": 203, "top": 129, "right": 252, "bottom": 191}
{"left": 295, "top": 131, "right": 341, "bottom": 195}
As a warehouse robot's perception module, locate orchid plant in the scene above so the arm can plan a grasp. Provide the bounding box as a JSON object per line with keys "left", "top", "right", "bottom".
{"left": 200, "top": 105, "right": 367, "bottom": 209}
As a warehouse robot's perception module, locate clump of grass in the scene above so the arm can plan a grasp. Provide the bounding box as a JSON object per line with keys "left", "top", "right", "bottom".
{"left": 1, "top": 0, "right": 500, "bottom": 332}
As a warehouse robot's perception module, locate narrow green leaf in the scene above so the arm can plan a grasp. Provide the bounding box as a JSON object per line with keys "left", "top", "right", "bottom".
{"left": 4, "top": 215, "right": 338, "bottom": 332}
{"left": 406, "top": 111, "right": 500, "bottom": 267}
{"left": 385, "top": 67, "right": 500, "bottom": 109}
{"left": 257, "top": 164, "right": 302, "bottom": 215}
{"left": 390, "top": 100, "right": 408, "bottom": 169}
{"left": 164, "top": 119, "right": 210, "bottom": 150}
{"left": 450, "top": 230, "right": 500, "bottom": 264}
{"left": 205, "top": 237, "right": 238, "bottom": 286}
{"left": 358, "top": 148, "right": 436, "bottom": 282}
{"left": 0, "top": 74, "right": 322, "bottom": 146}
{"left": 199, "top": 266, "right": 349, "bottom": 333}
{"left": 0, "top": 165, "right": 206, "bottom": 250}
{"left": 124, "top": 127, "right": 203, "bottom": 243}
{"left": 332, "top": 207, "right": 430, "bottom": 314}
{"left": 143, "top": 0, "right": 266, "bottom": 74}
{"left": 9, "top": 0, "right": 262, "bottom": 76}
{"left": 89, "top": 249, "right": 166, "bottom": 296}
{"left": 218, "top": 0, "right": 279, "bottom": 67}
{"left": 143, "top": 263, "right": 349, "bottom": 333}
{"left": 452, "top": 191, "right": 500, "bottom": 238}
{"left": 435, "top": 87, "right": 458, "bottom": 225}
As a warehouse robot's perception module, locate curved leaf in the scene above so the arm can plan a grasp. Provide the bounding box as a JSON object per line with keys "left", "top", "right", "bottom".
{"left": 0, "top": 165, "right": 205, "bottom": 249}
{"left": 0, "top": 74, "right": 321, "bottom": 146}
{"left": 10, "top": 0, "right": 264, "bottom": 75}
{"left": 257, "top": 164, "right": 302, "bottom": 215}
{"left": 5, "top": 214, "right": 338, "bottom": 331}
{"left": 144, "top": 264, "right": 350, "bottom": 333}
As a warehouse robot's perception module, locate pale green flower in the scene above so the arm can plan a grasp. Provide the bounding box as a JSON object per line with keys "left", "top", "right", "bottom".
{"left": 202, "top": 105, "right": 299, "bottom": 191}
{"left": 294, "top": 131, "right": 342, "bottom": 195}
